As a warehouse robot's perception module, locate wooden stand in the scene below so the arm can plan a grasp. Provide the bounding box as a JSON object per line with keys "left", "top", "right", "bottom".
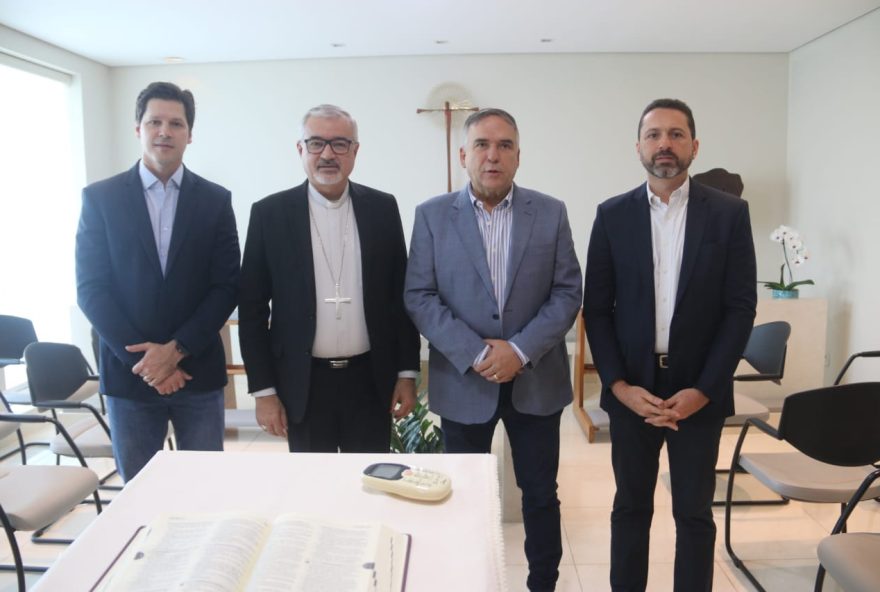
{"left": 572, "top": 310, "right": 605, "bottom": 442}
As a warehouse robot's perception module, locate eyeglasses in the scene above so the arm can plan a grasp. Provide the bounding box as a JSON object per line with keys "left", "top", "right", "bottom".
{"left": 301, "top": 137, "right": 356, "bottom": 155}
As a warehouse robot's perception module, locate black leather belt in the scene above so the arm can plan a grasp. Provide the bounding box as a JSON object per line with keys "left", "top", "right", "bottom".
{"left": 312, "top": 352, "right": 370, "bottom": 369}
{"left": 656, "top": 354, "right": 670, "bottom": 369}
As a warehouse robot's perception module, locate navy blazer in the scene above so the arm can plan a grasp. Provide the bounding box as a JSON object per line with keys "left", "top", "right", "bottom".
{"left": 237, "top": 181, "right": 420, "bottom": 423}
{"left": 583, "top": 180, "right": 757, "bottom": 422}
{"left": 76, "top": 162, "right": 240, "bottom": 401}
{"left": 404, "top": 185, "right": 582, "bottom": 424}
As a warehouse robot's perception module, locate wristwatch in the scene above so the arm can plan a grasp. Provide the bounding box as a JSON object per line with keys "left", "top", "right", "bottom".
{"left": 175, "top": 341, "right": 190, "bottom": 358}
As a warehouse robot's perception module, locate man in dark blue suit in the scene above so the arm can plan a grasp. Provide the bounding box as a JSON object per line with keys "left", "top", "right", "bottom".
{"left": 584, "top": 98, "right": 757, "bottom": 591}
{"left": 76, "top": 82, "right": 240, "bottom": 482}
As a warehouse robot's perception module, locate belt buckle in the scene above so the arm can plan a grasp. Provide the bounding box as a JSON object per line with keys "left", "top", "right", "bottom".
{"left": 329, "top": 359, "right": 349, "bottom": 369}
{"left": 657, "top": 354, "right": 669, "bottom": 369}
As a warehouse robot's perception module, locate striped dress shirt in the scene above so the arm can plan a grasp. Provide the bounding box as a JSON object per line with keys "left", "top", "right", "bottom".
{"left": 471, "top": 188, "right": 513, "bottom": 312}
{"left": 469, "top": 186, "right": 529, "bottom": 367}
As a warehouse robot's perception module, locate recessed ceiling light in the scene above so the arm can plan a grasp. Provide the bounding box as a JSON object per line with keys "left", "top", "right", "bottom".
{"left": 435, "top": 40, "right": 449, "bottom": 45}
{"left": 163, "top": 56, "right": 185, "bottom": 64}
{"left": 540, "top": 38, "right": 553, "bottom": 43}
{"left": 331, "top": 43, "right": 346, "bottom": 48}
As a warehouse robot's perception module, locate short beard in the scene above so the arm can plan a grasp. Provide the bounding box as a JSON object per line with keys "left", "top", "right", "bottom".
{"left": 641, "top": 152, "right": 693, "bottom": 179}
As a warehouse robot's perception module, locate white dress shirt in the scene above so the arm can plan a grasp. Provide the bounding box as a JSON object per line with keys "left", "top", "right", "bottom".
{"left": 139, "top": 161, "right": 183, "bottom": 275}
{"left": 647, "top": 178, "right": 690, "bottom": 354}
{"left": 307, "top": 183, "right": 370, "bottom": 358}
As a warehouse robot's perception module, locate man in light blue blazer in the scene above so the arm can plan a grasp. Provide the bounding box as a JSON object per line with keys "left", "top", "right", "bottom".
{"left": 405, "top": 108, "right": 582, "bottom": 592}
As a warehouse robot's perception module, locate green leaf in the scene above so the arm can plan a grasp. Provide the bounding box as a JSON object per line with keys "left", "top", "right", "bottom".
{"left": 390, "top": 388, "right": 445, "bottom": 453}
{"left": 784, "top": 279, "right": 814, "bottom": 289}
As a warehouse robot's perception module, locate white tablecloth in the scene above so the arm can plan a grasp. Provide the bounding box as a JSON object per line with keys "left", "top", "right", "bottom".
{"left": 34, "top": 451, "right": 506, "bottom": 591}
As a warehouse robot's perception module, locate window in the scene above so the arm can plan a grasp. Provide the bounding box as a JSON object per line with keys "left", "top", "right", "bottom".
{"left": 0, "top": 54, "right": 78, "bottom": 349}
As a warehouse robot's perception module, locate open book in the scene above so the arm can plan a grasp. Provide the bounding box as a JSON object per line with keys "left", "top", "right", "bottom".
{"left": 92, "top": 513, "right": 411, "bottom": 592}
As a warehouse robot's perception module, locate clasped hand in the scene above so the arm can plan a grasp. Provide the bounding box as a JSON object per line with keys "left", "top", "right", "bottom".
{"left": 473, "top": 339, "right": 523, "bottom": 383}
{"left": 611, "top": 381, "right": 709, "bottom": 430}
{"left": 127, "top": 341, "right": 190, "bottom": 395}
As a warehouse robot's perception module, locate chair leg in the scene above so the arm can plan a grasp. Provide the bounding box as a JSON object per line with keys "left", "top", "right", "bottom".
{"left": 32, "top": 488, "right": 102, "bottom": 544}
{"left": 0, "top": 431, "right": 52, "bottom": 464}
{"left": 0, "top": 506, "right": 27, "bottom": 592}
{"left": 15, "top": 430, "right": 26, "bottom": 465}
{"left": 30, "top": 526, "right": 73, "bottom": 545}
{"left": 724, "top": 424, "right": 768, "bottom": 592}
{"left": 814, "top": 564, "right": 827, "bottom": 592}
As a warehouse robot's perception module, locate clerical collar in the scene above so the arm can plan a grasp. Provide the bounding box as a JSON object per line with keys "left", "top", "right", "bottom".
{"left": 139, "top": 160, "right": 184, "bottom": 190}
{"left": 307, "top": 182, "right": 351, "bottom": 209}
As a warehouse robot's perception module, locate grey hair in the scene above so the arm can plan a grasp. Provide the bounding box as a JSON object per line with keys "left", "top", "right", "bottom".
{"left": 463, "top": 108, "right": 518, "bottom": 136}
{"left": 300, "top": 104, "right": 359, "bottom": 141}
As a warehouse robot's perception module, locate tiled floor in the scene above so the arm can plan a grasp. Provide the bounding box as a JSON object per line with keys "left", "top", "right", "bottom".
{"left": 2, "top": 387, "right": 878, "bottom": 591}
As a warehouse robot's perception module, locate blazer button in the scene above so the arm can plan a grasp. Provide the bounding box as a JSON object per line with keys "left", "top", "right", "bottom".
{"left": 492, "top": 314, "right": 499, "bottom": 320}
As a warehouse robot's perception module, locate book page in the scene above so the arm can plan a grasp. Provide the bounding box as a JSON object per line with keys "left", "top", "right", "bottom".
{"left": 246, "top": 516, "right": 387, "bottom": 592}
{"left": 100, "top": 514, "right": 270, "bottom": 592}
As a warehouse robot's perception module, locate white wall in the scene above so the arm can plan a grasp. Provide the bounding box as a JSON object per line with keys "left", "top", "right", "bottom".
{"left": 788, "top": 8, "right": 880, "bottom": 383}
{"left": 0, "top": 31, "right": 793, "bottom": 360}
{"left": 108, "top": 53, "right": 789, "bottom": 272}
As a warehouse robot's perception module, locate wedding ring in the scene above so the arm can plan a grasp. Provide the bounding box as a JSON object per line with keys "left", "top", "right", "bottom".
{"left": 259, "top": 425, "right": 268, "bottom": 431}
{"left": 493, "top": 373, "right": 499, "bottom": 381}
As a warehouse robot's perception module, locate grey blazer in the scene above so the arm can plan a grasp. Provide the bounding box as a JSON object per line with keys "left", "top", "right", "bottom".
{"left": 404, "top": 185, "right": 582, "bottom": 424}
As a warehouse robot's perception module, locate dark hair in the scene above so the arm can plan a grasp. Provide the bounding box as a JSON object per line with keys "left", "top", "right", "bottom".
{"left": 638, "top": 98, "right": 695, "bottom": 139}
{"left": 463, "top": 108, "right": 519, "bottom": 136}
{"left": 135, "top": 82, "right": 195, "bottom": 130}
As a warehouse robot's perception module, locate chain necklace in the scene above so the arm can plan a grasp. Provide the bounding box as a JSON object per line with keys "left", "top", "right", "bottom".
{"left": 309, "top": 198, "right": 353, "bottom": 319}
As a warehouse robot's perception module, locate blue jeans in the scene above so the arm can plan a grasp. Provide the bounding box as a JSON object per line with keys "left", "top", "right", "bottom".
{"left": 441, "top": 382, "right": 562, "bottom": 592}
{"left": 106, "top": 388, "right": 225, "bottom": 482}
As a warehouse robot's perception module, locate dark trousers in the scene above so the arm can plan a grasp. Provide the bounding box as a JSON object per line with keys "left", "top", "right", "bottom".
{"left": 287, "top": 356, "right": 391, "bottom": 453}
{"left": 442, "top": 382, "right": 562, "bottom": 592}
{"left": 608, "top": 367, "right": 724, "bottom": 592}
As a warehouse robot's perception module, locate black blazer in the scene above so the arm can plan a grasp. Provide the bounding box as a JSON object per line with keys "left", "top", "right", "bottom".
{"left": 76, "top": 163, "right": 240, "bottom": 401}
{"left": 237, "top": 181, "right": 420, "bottom": 423}
{"left": 583, "top": 180, "right": 757, "bottom": 422}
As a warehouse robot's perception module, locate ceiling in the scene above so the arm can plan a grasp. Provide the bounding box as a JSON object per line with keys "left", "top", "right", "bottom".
{"left": 1, "top": 0, "right": 879, "bottom": 67}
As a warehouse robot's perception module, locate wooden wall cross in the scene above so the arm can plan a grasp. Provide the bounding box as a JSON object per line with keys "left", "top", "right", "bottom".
{"left": 417, "top": 101, "right": 479, "bottom": 192}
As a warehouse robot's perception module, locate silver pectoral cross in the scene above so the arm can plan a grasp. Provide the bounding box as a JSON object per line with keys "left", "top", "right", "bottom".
{"left": 324, "top": 283, "right": 352, "bottom": 319}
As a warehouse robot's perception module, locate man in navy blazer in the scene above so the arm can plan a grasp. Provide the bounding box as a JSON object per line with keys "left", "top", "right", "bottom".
{"left": 76, "top": 82, "right": 240, "bottom": 482}
{"left": 584, "top": 99, "right": 756, "bottom": 591}
{"left": 405, "top": 109, "right": 582, "bottom": 592}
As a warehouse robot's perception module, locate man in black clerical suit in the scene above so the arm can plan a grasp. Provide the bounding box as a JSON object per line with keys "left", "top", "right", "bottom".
{"left": 238, "top": 104, "right": 420, "bottom": 452}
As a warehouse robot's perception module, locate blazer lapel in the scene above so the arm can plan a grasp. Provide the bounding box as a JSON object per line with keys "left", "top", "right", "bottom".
{"left": 285, "top": 182, "right": 316, "bottom": 310}
{"left": 503, "top": 185, "right": 536, "bottom": 306}
{"left": 126, "top": 163, "right": 164, "bottom": 277}
{"left": 675, "top": 181, "right": 708, "bottom": 308}
{"left": 350, "top": 184, "right": 372, "bottom": 301}
{"left": 451, "top": 188, "right": 496, "bottom": 305}
{"left": 165, "top": 167, "right": 196, "bottom": 276}
{"left": 633, "top": 186, "right": 655, "bottom": 320}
